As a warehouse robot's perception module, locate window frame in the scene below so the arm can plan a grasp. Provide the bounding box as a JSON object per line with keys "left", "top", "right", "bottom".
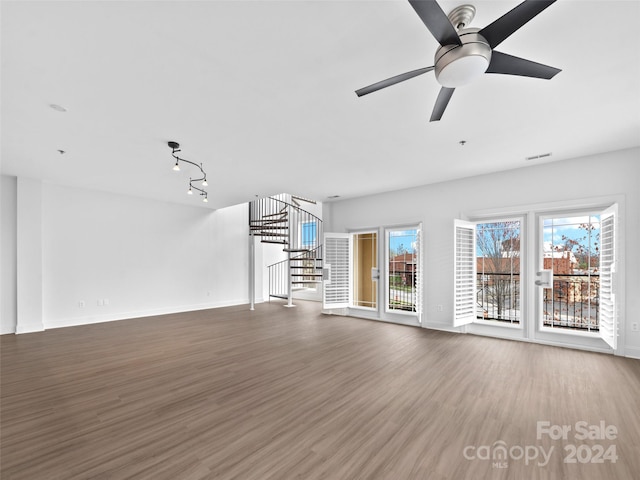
{"left": 351, "top": 230, "right": 379, "bottom": 312}
{"left": 384, "top": 225, "right": 422, "bottom": 318}
{"left": 473, "top": 217, "right": 524, "bottom": 329}
{"left": 537, "top": 206, "right": 617, "bottom": 346}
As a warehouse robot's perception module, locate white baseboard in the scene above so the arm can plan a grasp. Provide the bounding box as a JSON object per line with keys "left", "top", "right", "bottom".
{"left": 421, "top": 322, "right": 461, "bottom": 333}
{"left": 623, "top": 346, "right": 640, "bottom": 360}
{"left": 44, "top": 298, "right": 252, "bottom": 330}
{"left": 16, "top": 324, "right": 45, "bottom": 334}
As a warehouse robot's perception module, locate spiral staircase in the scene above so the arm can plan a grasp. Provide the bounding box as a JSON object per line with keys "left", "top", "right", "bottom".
{"left": 249, "top": 194, "right": 323, "bottom": 306}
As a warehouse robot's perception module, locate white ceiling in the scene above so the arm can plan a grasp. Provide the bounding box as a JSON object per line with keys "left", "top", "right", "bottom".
{"left": 2, "top": 0, "right": 639, "bottom": 209}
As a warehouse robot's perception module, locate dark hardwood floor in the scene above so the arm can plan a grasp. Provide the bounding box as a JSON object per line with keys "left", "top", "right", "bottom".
{"left": 1, "top": 301, "right": 639, "bottom": 479}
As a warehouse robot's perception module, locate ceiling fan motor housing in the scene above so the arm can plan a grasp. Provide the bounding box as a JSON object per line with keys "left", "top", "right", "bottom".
{"left": 434, "top": 28, "right": 491, "bottom": 88}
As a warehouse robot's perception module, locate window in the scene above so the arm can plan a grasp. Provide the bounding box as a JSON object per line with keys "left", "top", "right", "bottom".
{"left": 476, "top": 221, "right": 521, "bottom": 325}
{"left": 301, "top": 221, "right": 317, "bottom": 248}
{"left": 386, "top": 227, "right": 420, "bottom": 314}
{"left": 454, "top": 219, "right": 522, "bottom": 327}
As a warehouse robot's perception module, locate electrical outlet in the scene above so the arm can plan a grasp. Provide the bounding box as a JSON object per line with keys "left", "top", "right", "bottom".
{"left": 632, "top": 322, "right": 640, "bottom": 332}
{"left": 97, "top": 299, "right": 104, "bottom": 307}
{"left": 436, "top": 305, "right": 444, "bottom": 312}
{"left": 78, "top": 301, "right": 85, "bottom": 308}
{"left": 103, "top": 299, "right": 109, "bottom": 306}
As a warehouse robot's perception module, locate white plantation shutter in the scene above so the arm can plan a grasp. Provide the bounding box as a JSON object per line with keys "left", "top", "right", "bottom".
{"left": 415, "top": 226, "right": 423, "bottom": 323}
{"left": 323, "top": 233, "right": 352, "bottom": 309}
{"left": 599, "top": 204, "right": 617, "bottom": 350}
{"left": 454, "top": 220, "right": 476, "bottom": 327}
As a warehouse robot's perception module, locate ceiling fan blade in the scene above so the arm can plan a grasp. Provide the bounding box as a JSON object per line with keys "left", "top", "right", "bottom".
{"left": 356, "top": 66, "right": 434, "bottom": 97}
{"left": 486, "top": 51, "right": 561, "bottom": 79}
{"left": 408, "top": 0, "right": 462, "bottom": 47}
{"left": 430, "top": 87, "right": 454, "bottom": 122}
{"left": 478, "top": 0, "right": 557, "bottom": 49}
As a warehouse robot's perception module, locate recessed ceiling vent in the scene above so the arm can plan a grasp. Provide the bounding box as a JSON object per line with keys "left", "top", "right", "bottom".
{"left": 525, "top": 152, "right": 552, "bottom": 161}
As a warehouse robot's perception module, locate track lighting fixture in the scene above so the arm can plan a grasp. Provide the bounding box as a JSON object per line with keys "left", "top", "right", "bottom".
{"left": 168, "top": 141, "right": 210, "bottom": 202}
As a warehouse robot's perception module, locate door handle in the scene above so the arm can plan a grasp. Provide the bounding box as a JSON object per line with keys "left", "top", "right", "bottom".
{"left": 536, "top": 269, "right": 553, "bottom": 287}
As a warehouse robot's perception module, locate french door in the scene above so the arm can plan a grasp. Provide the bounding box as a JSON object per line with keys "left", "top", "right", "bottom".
{"left": 455, "top": 204, "right": 618, "bottom": 351}
{"left": 323, "top": 227, "right": 422, "bottom": 324}
{"left": 537, "top": 205, "right": 617, "bottom": 349}
{"left": 322, "top": 231, "right": 379, "bottom": 311}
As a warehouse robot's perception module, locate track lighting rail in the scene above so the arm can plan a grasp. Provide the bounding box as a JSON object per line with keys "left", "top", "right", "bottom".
{"left": 168, "top": 141, "right": 209, "bottom": 203}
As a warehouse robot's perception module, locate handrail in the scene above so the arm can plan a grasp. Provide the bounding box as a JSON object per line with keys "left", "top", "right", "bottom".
{"left": 250, "top": 195, "right": 322, "bottom": 226}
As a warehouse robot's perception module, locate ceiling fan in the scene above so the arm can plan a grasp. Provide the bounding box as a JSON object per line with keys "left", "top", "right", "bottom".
{"left": 356, "top": 0, "right": 561, "bottom": 121}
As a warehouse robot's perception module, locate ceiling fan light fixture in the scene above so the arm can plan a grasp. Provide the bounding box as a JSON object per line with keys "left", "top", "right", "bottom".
{"left": 437, "top": 55, "right": 489, "bottom": 87}
{"left": 434, "top": 29, "right": 491, "bottom": 88}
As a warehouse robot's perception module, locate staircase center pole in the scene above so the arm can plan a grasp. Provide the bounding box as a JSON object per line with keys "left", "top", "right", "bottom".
{"left": 249, "top": 208, "right": 255, "bottom": 310}
{"left": 285, "top": 201, "right": 295, "bottom": 308}
{"left": 286, "top": 254, "right": 294, "bottom": 307}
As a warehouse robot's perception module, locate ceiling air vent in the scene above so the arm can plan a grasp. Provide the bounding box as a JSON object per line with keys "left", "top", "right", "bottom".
{"left": 525, "top": 152, "right": 552, "bottom": 161}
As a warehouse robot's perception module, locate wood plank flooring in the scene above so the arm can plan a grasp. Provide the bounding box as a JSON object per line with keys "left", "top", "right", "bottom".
{"left": 1, "top": 301, "right": 639, "bottom": 479}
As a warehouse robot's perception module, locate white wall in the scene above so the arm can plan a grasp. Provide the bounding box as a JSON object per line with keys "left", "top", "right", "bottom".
{"left": 0, "top": 176, "right": 18, "bottom": 334}
{"left": 324, "top": 148, "right": 640, "bottom": 358}
{"left": 1, "top": 177, "right": 253, "bottom": 332}
{"left": 17, "top": 178, "right": 45, "bottom": 332}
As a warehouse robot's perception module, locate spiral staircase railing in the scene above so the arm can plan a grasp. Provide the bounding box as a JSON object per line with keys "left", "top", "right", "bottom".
{"left": 249, "top": 194, "right": 323, "bottom": 305}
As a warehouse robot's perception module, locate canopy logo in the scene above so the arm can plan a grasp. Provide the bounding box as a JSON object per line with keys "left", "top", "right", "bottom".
{"left": 463, "top": 441, "right": 553, "bottom": 469}
{"left": 463, "top": 420, "right": 618, "bottom": 469}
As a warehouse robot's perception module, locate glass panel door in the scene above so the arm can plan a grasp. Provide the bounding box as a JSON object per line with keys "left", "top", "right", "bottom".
{"left": 475, "top": 220, "right": 521, "bottom": 325}
{"left": 387, "top": 228, "right": 419, "bottom": 313}
{"left": 539, "top": 213, "right": 601, "bottom": 332}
